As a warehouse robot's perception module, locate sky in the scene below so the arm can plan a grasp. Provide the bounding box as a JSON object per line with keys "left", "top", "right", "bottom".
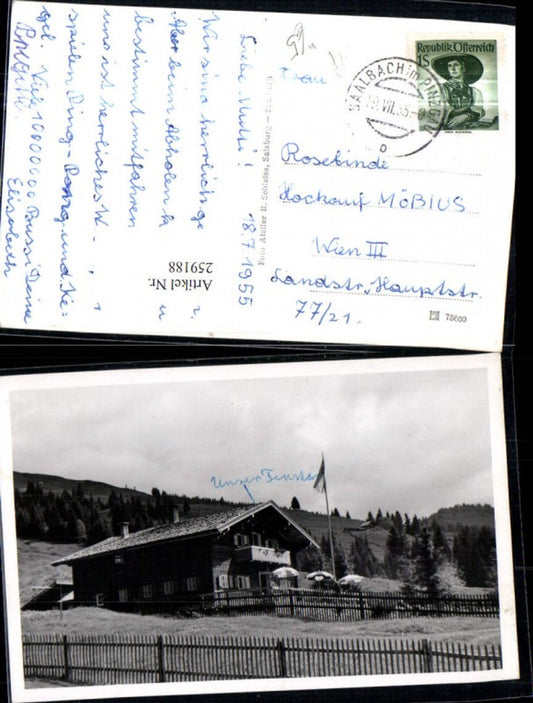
{"left": 9, "top": 362, "right": 495, "bottom": 519}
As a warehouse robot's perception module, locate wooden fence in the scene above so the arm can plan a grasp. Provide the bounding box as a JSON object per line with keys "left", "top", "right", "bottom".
{"left": 23, "top": 633, "right": 502, "bottom": 684}
{"left": 198, "top": 589, "right": 499, "bottom": 621}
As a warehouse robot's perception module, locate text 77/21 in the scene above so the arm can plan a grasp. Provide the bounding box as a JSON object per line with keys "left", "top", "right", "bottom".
{"left": 295, "top": 300, "right": 352, "bottom": 326}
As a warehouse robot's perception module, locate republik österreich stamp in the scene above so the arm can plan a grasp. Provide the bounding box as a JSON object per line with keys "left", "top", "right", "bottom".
{"left": 416, "top": 39, "right": 499, "bottom": 131}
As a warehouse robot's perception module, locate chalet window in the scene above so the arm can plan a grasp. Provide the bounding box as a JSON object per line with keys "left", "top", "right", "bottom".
{"left": 265, "top": 538, "right": 279, "bottom": 550}
{"left": 236, "top": 575, "right": 251, "bottom": 590}
{"left": 95, "top": 593, "right": 104, "bottom": 607}
{"left": 118, "top": 588, "right": 128, "bottom": 602}
{"left": 163, "top": 580, "right": 175, "bottom": 595}
{"left": 217, "top": 574, "right": 229, "bottom": 589}
{"left": 251, "top": 532, "right": 261, "bottom": 546}
{"left": 186, "top": 576, "right": 199, "bottom": 591}
{"left": 233, "top": 533, "right": 250, "bottom": 547}
{"left": 142, "top": 584, "right": 153, "bottom": 599}
{"left": 216, "top": 574, "right": 235, "bottom": 589}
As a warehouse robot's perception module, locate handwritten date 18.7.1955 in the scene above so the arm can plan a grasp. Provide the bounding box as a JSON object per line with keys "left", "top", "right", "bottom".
{"left": 237, "top": 213, "right": 257, "bottom": 306}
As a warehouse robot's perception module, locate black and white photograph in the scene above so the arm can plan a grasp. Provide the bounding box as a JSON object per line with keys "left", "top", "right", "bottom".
{"left": 0, "top": 354, "right": 519, "bottom": 701}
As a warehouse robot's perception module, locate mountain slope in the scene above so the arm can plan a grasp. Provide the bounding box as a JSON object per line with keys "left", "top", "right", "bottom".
{"left": 428, "top": 504, "right": 494, "bottom": 530}
{"left": 14, "top": 471, "right": 150, "bottom": 502}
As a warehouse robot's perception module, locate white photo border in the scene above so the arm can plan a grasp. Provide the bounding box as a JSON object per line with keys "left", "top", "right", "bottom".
{"left": 0, "top": 353, "right": 520, "bottom": 702}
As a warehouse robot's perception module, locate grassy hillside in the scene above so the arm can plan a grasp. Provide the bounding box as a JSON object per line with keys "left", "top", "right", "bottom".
{"left": 17, "top": 539, "right": 77, "bottom": 607}
{"left": 286, "top": 508, "right": 389, "bottom": 561}
{"left": 21, "top": 608, "right": 500, "bottom": 644}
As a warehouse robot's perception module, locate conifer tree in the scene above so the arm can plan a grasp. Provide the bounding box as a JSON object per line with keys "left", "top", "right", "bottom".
{"left": 477, "top": 526, "right": 497, "bottom": 588}
{"left": 453, "top": 525, "right": 497, "bottom": 587}
{"left": 411, "top": 526, "right": 439, "bottom": 594}
{"left": 296, "top": 543, "right": 323, "bottom": 572}
{"left": 431, "top": 520, "right": 451, "bottom": 563}
{"left": 384, "top": 523, "right": 409, "bottom": 580}
{"left": 86, "top": 506, "right": 110, "bottom": 545}
{"left": 411, "top": 514, "right": 421, "bottom": 536}
{"left": 321, "top": 533, "right": 348, "bottom": 578}
{"left": 393, "top": 510, "right": 404, "bottom": 530}
{"left": 349, "top": 535, "right": 383, "bottom": 577}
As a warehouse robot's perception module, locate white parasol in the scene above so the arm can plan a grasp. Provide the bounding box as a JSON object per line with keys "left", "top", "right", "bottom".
{"left": 338, "top": 574, "right": 365, "bottom": 588}
{"left": 306, "top": 570, "right": 335, "bottom": 582}
{"left": 271, "top": 566, "right": 299, "bottom": 579}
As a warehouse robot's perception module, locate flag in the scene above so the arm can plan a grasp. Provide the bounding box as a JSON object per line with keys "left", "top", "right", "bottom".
{"left": 313, "top": 454, "right": 326, "bottom": 493}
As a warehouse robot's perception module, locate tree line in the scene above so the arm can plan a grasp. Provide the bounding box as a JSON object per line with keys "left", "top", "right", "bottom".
{"left": 16, "top": 482, "right": 496, "bottom": 592}
{"left": 14, "top": 481, "right": 212, "bottom": 545}
{"left": 295, "top": 508, "right": 497, "bottom": 591}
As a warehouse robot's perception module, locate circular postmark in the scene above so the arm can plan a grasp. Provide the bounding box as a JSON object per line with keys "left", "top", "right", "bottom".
{"left": 346, "top": 57, "right": 446, "bottom": 157}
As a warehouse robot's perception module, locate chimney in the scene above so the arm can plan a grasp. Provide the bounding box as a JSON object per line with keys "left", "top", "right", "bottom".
{"left": 119, "top": 521, "right": 129, "bottom": 539}
{"left": 172, "top": 506, "right": 180, "bottom": 524}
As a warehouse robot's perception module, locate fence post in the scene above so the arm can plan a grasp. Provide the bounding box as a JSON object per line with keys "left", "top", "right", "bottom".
{"left": 421, "top": 639, "right": 433, "bottom": 673}
{"left": 276, "top": 639, "right": 287, "bottom": 677}
{"left": 157, "top": 635, "right": 166, "bottom": 682}
{"left": 62, "top": 634, "right": 70, "bottom": 681}
{"left": 358, "top": 592, "right": 366, "bottom": 620}
{"left": 289, "top": 590, "right": 295, "bottom": 617}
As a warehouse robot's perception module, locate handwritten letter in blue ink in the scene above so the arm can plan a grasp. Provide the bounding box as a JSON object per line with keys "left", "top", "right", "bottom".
{"left": 0, "top": 3, "right": 515, "bottom": 351}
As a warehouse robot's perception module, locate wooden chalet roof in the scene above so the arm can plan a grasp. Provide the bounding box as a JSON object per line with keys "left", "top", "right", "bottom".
{"left": 52, "top": 500, "right": 319, "bottom": 565}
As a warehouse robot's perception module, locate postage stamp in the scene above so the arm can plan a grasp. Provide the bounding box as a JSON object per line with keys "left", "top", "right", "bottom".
{"left": 416, "top": 39, "right": 499, "bottom": 131}
{"left": 345, "top": 57, "right": 446, "bottom": 157}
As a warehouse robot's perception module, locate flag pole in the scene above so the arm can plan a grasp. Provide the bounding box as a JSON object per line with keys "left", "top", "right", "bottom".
{"left": 314, "top": 452, "right": 336, "bottom": 580}
{"left": 324, "top": 470, "right": 336, "bottom": 580}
